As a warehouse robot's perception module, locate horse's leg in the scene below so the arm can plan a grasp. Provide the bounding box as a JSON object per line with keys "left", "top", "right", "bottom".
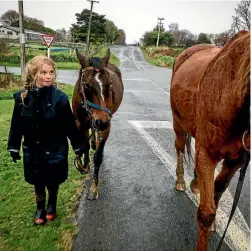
{"left": 90, "top": 129, "right": 96, "bottom": 150}
{"left": 206, "top": 158, "right": 242, "bottom": 233}
{"left": 76, "top": 121, "right": 90, "bottom": 173}
{"left": 190, "top": 168, "right": 200, "bottom": 194}
{"left": 196, "top": 147, "right": 217, "bottom": 251}
{"left": 173, "top": 119, "right": 186, "bottom": 191}
{"left": 214, "top": 157, "right": 242, "bottom": 207}
{"left": 88, "top": 127, "right": 110, "bottom": 200}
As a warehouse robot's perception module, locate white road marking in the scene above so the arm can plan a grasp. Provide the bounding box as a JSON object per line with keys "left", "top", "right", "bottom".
{"left": 129, "top": 120, "right": 250, "bottom": 251}
{"left": 149, "top": 79, "right": 170, "bottom": 96}
{"left": 131, "top": 48, "right": 142, "bottom": 72}
{"left": 95, "top": 72, "right": 104, "bottom": 100}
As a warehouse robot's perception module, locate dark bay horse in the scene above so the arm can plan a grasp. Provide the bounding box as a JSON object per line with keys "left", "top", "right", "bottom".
{"left": 72, "top": 48, "right": 124, "bottom": 199}
{"left": 170, "top": 30, "right": 250, "bottom": 250}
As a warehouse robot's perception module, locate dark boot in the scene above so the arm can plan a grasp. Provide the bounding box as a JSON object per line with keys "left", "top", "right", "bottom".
{"left": 34, "top": 184, "right": 46, "bottom": 225}
{"left": 46, "top": 184, "right": 59, "bottom": 222}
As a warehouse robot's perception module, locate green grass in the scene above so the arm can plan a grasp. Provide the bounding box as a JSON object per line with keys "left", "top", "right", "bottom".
{"left": 0, "top": 84, "right": 87, "bottom": 251}
{"left": 0, "top": 47, "right": 120, "bottom": 69}
{"left": 141, "top": 46, "right": 184, "bottom": 68}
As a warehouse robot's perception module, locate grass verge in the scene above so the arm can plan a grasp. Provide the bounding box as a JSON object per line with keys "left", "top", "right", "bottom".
{"left": 0, "top": 83, "right": 87, "bottom": 251}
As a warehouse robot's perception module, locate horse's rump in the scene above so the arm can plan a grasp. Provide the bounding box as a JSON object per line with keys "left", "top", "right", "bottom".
{"left": 170, "top": 44, "right": 221, "bottom": 136}
{"left": 172, "top": 44, "right": 217, "bottom": 73}
{"left": 171, "top": 30, "right": 250, "bottom": 156}
{"left": 197, "top": 31, "right": 250, "bottom": 145}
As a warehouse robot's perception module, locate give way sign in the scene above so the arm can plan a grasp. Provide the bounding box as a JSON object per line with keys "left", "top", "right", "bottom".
{"left": 41, "top": 35, "right": 56, "bottom": 48}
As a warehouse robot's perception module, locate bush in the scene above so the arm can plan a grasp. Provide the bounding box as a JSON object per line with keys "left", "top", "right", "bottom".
{"left": 0, "top": 53, "right": 78, "bottom": 63}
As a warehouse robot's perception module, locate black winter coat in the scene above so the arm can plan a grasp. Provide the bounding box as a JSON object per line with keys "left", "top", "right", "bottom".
{"left": 7, "top": 86, "right": 87, "bottom": 185}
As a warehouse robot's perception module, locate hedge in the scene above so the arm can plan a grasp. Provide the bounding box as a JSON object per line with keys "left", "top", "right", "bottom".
{"left": 0, "top": 53, "right": 78, "bottom": 63}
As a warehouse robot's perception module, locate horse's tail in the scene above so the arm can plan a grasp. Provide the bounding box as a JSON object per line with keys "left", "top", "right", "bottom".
{"left": 184, "top": 134, "right": 194, "bottom": 165}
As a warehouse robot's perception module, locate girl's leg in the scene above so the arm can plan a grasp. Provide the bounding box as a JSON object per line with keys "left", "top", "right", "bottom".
{"left": 34, "top": 183, "right": 46, "bottom": 225}
{"left": 46, "top": 184, "right": 59, "bottom": 221}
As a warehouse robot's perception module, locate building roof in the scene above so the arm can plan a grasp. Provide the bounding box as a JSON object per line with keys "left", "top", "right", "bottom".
{"left": 0, "top": 25, "right": 45, "bottom": 35}
{"left": 0, "top": 25, "right": 19, "bottom": 32}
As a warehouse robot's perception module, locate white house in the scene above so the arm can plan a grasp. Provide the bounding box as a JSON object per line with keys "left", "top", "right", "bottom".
{"left": 0, "top": 25, "right": 19, "bottom": 39}
{"left": 0, "top": 25, "right": 45, "bottom": 41}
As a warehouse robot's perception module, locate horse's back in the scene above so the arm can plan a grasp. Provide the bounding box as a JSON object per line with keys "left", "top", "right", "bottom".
{"left": 108, "top": 63, "right": 122, "bottom": 79}
{"left": 106, "top": 65, "right": 124, "bottom": 114}
{"left": 170, "top": 44, "right": 221, "bottom": 136}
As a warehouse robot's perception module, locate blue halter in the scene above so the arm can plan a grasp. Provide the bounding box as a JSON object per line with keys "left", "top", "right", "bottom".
{"left": 86, "top": 100, "right": 112, "bottom": 118}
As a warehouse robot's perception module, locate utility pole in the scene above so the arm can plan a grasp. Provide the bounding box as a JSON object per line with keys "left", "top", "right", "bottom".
{"left": 18, "top": 0, "right": 26, "bottom": 79}
{"left": 86, "top": 0, "right": 99, "bottom": 57}
{"left": 156, "top": 17, "right": 164, "bottom": 47}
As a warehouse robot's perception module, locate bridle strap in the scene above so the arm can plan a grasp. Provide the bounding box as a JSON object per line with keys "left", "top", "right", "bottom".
{"left": 79, "top": 68, "right": 112, "bottom": 119}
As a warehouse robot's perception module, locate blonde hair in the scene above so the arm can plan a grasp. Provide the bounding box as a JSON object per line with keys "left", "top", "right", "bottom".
{"left": 21, "top": 56, "right": 57, "bottom": 104}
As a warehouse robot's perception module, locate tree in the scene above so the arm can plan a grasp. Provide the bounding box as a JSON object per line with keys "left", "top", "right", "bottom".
{"left": 153, "top": 24, "right": 165, "bottom": 33}
{"left": 141, "top": 30, "right": 173, "bottom": 46}
{"left": 56, "top": 28, "right": 67, "bottom": 42}
{"left": 197, "top": 33, "right": 211, "bottom": 44}
{"left": 24, "top": 16, "right": 44, "bottom": 28}
{"left": 231, "top": 0, "right": 250, "bottom": 32}
{"left": 115, "top": 29, "right": 126, "bottom": 45}
{"left": 168, "top": 22, "right": 180, "bottom": 45}
{"left": 0, "top": 10, "right": 19, "bottom": 26}
{"left": 105, "top": 20, "right": 119, "bottom": 44}
{"left": 214, "top": 30, "right": 234, "bottom": 46}
{"left": 178, "top": 29, "right": 197, "bottom": 47}
{"left": 71, "top": 9, "right": 106, "bottom": 44}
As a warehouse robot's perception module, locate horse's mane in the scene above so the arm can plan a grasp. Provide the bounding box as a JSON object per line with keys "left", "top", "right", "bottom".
{"left": 197, "top": 30, "right": 250, "bottom": 135}
{"left": 89, "top": 56, "right": 122, "bottom": 79}
{"left": 201, "top": 30, "right": 250, "bottom": 101}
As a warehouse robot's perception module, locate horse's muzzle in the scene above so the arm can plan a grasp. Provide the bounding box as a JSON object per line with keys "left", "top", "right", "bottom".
{"left": 94, "top": 119, "right": 111, "bottom": 131}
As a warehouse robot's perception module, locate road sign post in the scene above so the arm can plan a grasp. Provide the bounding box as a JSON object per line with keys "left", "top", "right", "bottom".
{"left": 41, "top": 35, "right": 55, "bottom": 58}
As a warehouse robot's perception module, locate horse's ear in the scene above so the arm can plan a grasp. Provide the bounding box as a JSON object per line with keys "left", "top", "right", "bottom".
{"left": 102, "top": 48, "right": 110, "bottom": 67}
{"left": 76, "top": 48, "right": 89, "bottom": 67}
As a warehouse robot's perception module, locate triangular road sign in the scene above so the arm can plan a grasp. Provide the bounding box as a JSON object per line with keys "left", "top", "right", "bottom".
{"left": 41, "top": 35, "right": 56, "bottom": 48}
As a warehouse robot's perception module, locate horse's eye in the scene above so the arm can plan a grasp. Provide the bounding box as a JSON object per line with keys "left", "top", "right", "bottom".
{"left": 85, "top": 84, "right": 90, "bottom": 89}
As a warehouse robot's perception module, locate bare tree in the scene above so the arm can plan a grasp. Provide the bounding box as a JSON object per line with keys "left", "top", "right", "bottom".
{"left": 0, "top": 10, "right": 19, "bottom": 26}
{"left": 214, "top": 30, "right": 234, "bottom": 46}
{"left": 231, "top": 0, "right": 250, "bottom": 32}
{"left": 179, "top": 29, "right": 197, "bottom": 47}
{"left": 168, "top": 22, "right": 180, "bottom": 45}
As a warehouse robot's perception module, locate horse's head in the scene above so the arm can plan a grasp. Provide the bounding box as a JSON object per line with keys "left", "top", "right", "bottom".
{"left": 76, "top": 48, "right": 113, "bottom": 131}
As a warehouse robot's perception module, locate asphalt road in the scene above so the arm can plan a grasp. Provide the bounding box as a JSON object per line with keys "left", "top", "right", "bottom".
{"left": 2, "top": 46, "right": 250, "bottom": 251}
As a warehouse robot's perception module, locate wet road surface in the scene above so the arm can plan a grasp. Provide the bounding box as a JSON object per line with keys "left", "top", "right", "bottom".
{"left": 1, "top": 47, "right": 250, "bottom": 251}
{"left": 71, "top": 46, "right": 250, "bottom": 251}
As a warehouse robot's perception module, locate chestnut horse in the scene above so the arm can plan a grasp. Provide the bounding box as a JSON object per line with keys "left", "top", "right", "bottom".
{"left": 170, "top": 30, "right": 250, "bottom": 250}
{"left": 72, "top": 48, "right": 124, "bottom": 200}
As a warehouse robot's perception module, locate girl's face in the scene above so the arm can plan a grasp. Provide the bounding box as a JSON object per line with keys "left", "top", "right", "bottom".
{"left": 36, "top": 63, "right": 55, "bottom": 88}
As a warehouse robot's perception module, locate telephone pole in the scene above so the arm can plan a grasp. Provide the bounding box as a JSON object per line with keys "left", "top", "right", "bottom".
{"left": 86, "top": 0, "right": 99, "bottom": 57}
{"left": 156, "top": 17, "right": 164, "bottom": 47}
{"left": 18, "top": 0, "right": 26, "bottom": 78}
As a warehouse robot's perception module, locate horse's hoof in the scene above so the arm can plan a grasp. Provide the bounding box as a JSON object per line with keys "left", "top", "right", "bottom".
{"left": 87, "top": 183, "right": 99, "bottom": 200}
{"left": 190, "top": 179, "right": 200, "bottom": 194}
{"left": 83, "top": 164, "right": 90, "bottom": 174}
{"left": 210, "top": 221, "right": 216, "bottom": 232}
{"left": 175, "top": 181, "right": 186, "bottom": 191}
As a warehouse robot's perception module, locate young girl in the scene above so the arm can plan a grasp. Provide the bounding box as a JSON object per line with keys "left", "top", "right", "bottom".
{"left": 7, "top": 56, "right": 88, "bottom": 225}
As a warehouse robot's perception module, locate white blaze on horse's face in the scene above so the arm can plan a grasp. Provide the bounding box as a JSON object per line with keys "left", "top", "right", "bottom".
{"left": 94, "top": 72, "right": 105, "bottom": 101}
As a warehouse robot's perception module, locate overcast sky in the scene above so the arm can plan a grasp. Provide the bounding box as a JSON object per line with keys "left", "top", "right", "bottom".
{"left": 0, "top": 0, "right": 240, "bottom": 43}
